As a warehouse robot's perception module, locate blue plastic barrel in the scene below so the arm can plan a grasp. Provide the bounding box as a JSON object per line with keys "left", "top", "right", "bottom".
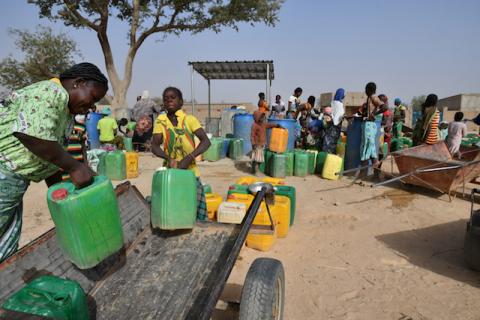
{"left": 266, "top": 118, "right": 297, "bottom": 151}
{"left": 344, "top": 117, "right": 362, "bottom": 171}
{"left": 233, "top": 114, "right": 254, "bottom": 154}
{"left": 86, "top": 112, "right": 102, "bottom": 149}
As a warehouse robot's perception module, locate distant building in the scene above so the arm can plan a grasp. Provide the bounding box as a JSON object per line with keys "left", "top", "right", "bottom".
{"left": 437, "top": 94, "right": 480, "bottom": 131}
{"left": 319, "top": 92, "right": 366, "bottom": 116}
{"left": 182, "top": 102, "right": 255, "bottom": 125}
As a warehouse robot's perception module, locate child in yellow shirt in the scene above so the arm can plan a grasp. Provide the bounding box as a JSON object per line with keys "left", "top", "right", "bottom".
{"left": 151, "top": 87, "right": 211, "bottom": 220}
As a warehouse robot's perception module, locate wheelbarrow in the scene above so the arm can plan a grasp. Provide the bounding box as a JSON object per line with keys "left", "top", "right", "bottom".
{"left": 372, "top": 142, "right": 480, "bottom": 199}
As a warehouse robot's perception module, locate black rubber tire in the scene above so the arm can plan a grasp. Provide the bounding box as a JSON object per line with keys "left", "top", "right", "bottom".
{"left": 239, "top": 258, "right": 285, "bottom": 320}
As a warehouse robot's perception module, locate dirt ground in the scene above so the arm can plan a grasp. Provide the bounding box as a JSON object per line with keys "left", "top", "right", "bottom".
{"left": 20, "top": 154, "right": 480, "bottom": 320}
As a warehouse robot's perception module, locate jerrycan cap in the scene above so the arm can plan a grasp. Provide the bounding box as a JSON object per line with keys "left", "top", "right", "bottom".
{"left": 52, "top": 188, "right": 69, "bottom": 201}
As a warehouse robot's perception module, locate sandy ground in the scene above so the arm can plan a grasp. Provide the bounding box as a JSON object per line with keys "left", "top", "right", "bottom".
{"left": 20, "top": 153, "right": 480, "bottom": 320}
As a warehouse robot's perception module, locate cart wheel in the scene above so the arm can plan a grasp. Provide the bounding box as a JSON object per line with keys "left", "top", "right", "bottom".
{"left": 239, "top": 258, "right": 285, "bottom": 320}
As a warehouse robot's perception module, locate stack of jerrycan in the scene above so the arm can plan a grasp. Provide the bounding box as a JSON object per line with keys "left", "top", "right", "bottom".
{"left": 266, "top": 128, "right": 289, "bottom": 178}
{"left": 47, "top": 176, "right": 124, "bottom": 269}
{"left": 2, "top": 275, "right": 89, "bottom": 320}
{"left": 228, "top": 183, "right": 296, "bottom": 226}
{"left": 226, "top": 193, "right": 276, "bottom": 251}
{"left": 98, "top": 150, "right": 127, "bottom": 180}
{"left": 203, "top": 138, "right": 223, "bottom": 162}
{"left": 151, "top": 168, "right": 197, "bottom": 229}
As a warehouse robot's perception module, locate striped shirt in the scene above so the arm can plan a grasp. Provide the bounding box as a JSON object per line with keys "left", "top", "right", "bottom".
{"left": 426, "top": 111, "right": 440, "bottom": 145}
{"left": 62, "top": 121, "right": 86, "bottom": 181}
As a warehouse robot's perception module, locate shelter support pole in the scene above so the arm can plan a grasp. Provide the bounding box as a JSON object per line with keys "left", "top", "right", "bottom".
{"left": 208, "top": 79, "right": 211, "bottom": 121}
{"left": 266, "top": 63, "right": 270, "bottom": 108}
{"left": 191, "top": 65, "right": 195, "bottom": 116}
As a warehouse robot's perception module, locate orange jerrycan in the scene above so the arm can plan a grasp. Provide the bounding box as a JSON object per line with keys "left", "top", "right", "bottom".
{"left": 269, "top": 127, "right": 289, "bottom": 153}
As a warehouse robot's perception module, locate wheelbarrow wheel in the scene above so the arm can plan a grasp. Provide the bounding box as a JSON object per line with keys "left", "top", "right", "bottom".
{"left": 239, "top": 258, "right": 285, "bottom": 320}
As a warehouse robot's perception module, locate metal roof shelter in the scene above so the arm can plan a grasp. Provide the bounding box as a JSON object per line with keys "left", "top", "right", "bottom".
{"left": 188, "top": 60, "right": 274, "bottom": 122}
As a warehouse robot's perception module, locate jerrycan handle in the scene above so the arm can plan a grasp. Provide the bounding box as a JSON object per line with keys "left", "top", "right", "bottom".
{"left": 25, "top": 288, "right": 71, "bottom": 307}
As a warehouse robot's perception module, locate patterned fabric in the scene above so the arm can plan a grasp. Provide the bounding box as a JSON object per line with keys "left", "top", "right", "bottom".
{"left": 153, "top": 110, "right": 202, "bottom": 176}
{"left": 320, "top": 124, "right": 341, "bottom": 154}
{"left": 360, "top": 121, "right": 378, "bottom": 161}
{"left": 131, "top": 98, "right": 157, "bottom": 121}
{"left": 250, "top": 145, "right": 265, "bottom": 163}
{"left": 62, "top": 120, "right": 86, "bottom": 181}
{"left": 426, "top": 111, "right": 440, "bottom": 145}
{"left": 196, "top": 177, "right": 207, "bottom": 221}
{"left": 0, "top": 164, "right": 29, "bottom": 263}
{"left": 0, "top": 79, "right": 71, "bottom": 182}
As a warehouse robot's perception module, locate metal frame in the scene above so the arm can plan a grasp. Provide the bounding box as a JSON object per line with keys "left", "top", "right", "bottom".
{"left": 188, "top": 60, "right": 274, "bottom": 124}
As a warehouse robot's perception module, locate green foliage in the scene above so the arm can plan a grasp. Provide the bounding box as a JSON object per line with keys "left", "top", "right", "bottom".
{"left": 0, "top": 25, "right": 82, "bottom": 91}
{"left": 28, "top": 1, "right": 283, "bottom": 36}
{"left": 411, "top": 95, "right": 426, "bottom": 112}
{"left": 27, "top": 0, "right": 283, "bottom": 108}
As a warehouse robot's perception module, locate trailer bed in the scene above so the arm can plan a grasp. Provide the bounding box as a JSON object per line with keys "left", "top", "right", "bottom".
{"left": 93, "top": 223, "right": 240, "bottom": 319}
{"left": 1, "top": 182, "right": 265, "bottom": 320}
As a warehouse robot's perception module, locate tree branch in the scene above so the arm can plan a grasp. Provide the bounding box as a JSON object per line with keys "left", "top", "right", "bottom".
{"left": 62, "top": 0, "right": 99, "bottom": 31}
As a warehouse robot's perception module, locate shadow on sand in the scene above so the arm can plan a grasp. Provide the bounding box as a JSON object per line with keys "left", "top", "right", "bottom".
{"left": 376, "top": 219, "right": 480, "bottom": 287}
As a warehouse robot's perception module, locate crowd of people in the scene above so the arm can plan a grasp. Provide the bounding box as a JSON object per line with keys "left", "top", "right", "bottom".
{"left": 253, "top": 82, "right": 474, "bottom": 176}
{"left": 0, "top": 60, "right": 477, "bottom": 263}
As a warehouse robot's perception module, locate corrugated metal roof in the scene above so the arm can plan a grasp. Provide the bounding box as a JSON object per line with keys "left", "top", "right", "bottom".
{"left": 189, "top": 60, "right": 274, "bottom": 80}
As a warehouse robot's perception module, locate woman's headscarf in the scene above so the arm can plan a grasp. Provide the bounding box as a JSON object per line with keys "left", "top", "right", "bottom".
{"left": 334, "top": 88, "right": 345, "bottom": 102}
{"left": 330, "top": 88, "right": 345, "bottom": 126}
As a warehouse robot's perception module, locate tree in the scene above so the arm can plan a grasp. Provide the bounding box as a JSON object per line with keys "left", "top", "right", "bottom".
{"left": 411, "top": 95, "right": 426, "bottom": 112}
{"left": 29, "top": 0, "right": 283, "bottom": 114}
{"left": 0, "top": 25, "right": 82, "bottom": 91}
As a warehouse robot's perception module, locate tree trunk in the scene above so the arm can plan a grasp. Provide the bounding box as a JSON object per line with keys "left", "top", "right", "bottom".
{"left": 107, "top": 75, "right": 129, "bottom": 119}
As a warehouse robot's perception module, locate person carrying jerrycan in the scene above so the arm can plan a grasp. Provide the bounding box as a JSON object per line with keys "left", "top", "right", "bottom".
{"left": 151, "top": 87, "right": 211, "bottom": 220}
{"left": 250, "top": 110, "right": 282, "bottom": 175}
{"left": 0, "top": 62, "right": 108, "bottom": 262}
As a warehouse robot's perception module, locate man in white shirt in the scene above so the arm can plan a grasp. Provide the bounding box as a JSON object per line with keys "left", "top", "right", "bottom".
{"left": 288, "top": 87, "right": 303, "bottom": 118}
{"left": 270, "top": 95, "right": 286, "bottom": 118}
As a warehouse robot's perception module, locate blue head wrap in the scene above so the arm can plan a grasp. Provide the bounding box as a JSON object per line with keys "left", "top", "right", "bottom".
{"left": 334, "top": 88, "right": 345, "bottom": 102}
{"left": 394, "top": 98, "right": 402, "bottom": 105}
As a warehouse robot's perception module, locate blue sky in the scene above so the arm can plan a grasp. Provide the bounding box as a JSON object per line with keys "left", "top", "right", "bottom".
{"left": 0, "top": 0, "right": 479, "bottom": 107}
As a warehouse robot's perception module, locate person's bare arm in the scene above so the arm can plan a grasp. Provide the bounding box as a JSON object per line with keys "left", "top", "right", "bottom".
{"left": 177, "top": 128, "right": 211, "bottom": 169}
{"left": 14, "top": 132, "right": 93, "bottom": 187}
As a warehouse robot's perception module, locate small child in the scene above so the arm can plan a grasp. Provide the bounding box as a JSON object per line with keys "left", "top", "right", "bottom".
{"left": 97, "top": 107, "right": 119, "bottom": 150}
{"left": 250, "top": 110, "right": 280, "bottom": 174}
{"left": 447, "top": 112, "right": 467, "bottom": 158}
{"left": 151, "top": 87, "right": 211, "bottom": 220}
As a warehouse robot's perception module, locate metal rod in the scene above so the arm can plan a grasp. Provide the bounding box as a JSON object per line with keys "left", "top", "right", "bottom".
{"left": 207, "top": 79, "right": 211, "bottom": 125}
{"left": 371, "top": 159, "right": 480, "bottom": 188}
{"left": 190, "top": 64, "right": 195, "bottom": 116}
{"left": 266, "top": 63, "right": 270, "bottom": 108}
